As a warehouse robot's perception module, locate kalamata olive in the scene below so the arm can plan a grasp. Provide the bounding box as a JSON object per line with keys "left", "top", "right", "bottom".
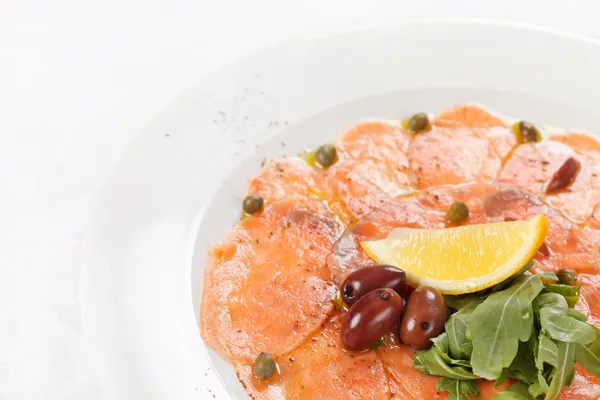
{"left": 315, "top": 144, "right": 337, "bottom": 167}
{"left": 545, "top": 157, "right": 581, "bottom": 194}
{"left": 513, "top": 121, "right": 541, "bottom": 143}
{"left": 400, "top": 286, "right": 447, "bottom": 350}
{"left": 341, "top": 288, "right": 405, "bottom": 351}
{"left": 341, "top": 265, "right": 406, "bottom": 306}
{"left": 447, "top": 201, "right": 469, "bottom": 224}
{"left": 557, "top": 268, "right": 578, "bottom": 286}
{"left": 253, "top": 352, "right": 277, "bottom": 380}
{"left": 407, "top": 112, "right": 430, "bottom": 133}
{"left": 243, "top": 194, "right": 264, "bottom": 214}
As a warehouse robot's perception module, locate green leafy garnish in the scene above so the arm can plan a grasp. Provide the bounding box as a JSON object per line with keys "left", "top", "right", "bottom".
{"left": 430, "top": 333, "right": 472, "bottom": 368}
{"left": 528, "top": 333, "right": 558, "bottom": 397}
{"left": 468, "top": 274, "right": 544, "bottom": 379}
{"left": 436, "top": 377, "right": 479, "bottom": 400}
{"left": 413, "top": 268, "right": 600, "bottom": 400}
{"left": 543, "top": 282, "right": 581, "bottom": 308}
{"left": 574, "top": 326, "right": 600, "bottom": 377}
{"left": 538, "top": 305, "right": 596, "bottom": 344}
{"left": 545, "top": 341, "right": 576, "bottom": 400}
{"left": 369, "top": 338, "right": 385, "bottom": 350}
{"left": 414, "top": 345, "right": 478, "bottom": 380}
{"left": 491, "top": 382, "right": 534, "bottom": 399}
{"left": 446, "top": 299, "right": 481, "bottom": 360}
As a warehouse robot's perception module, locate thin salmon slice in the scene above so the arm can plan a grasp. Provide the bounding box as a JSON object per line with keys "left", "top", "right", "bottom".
{"left": 235, "top": 313, "right": 390, "bottom": 399}
{"left": 559, "top": 274, "right": 600, "bottom": 399}
{"left": 498, "top": 139, "right": 592, "bottom": 224}
{"left": 409, "top": 128, "right": 501, "bottom": 188}
{"left": 551, "top": 132, "right": 600, "bottom": 190}
{"left": 410, "top": 105, "right": 509, "bottom": 189}
{"left": 247, "top": 158, "right": 353, "bottom": 223}
{"left": 434, "top": 104, "right": 517, "bottom": 162}
{"left": 551, "top": 132, "right": 600, "bottom": 231}
{"left": 478, "top": 186, "right": 599, "bottom": 274}
{"left": 376, "top": 331, "right": 511, "bottom": 400}
{"left": 328, "top": 120, "right": 414, "bottom": 219}
{"left": 200, "top": 200, "right": 342, "bottom": 363}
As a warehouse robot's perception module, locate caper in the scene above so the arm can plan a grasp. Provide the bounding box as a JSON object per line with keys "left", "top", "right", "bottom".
{"left": 513, "top": 121, "right": 541, "bottom": 143}
{"left": 315, "top": 144, "right": 337, "bottom": 167}
{"left": 447, "top": 201, "right": 469, "bottom": 224}
{"left": 253, "top": 352, "right": 277, "bottom": 380}
{"left": 557, "top": 268, "right": 578, "bottom": 286}
{"left": 242, "top": 194, "right": 264, "bottom": 214}
{"left": 407, "top": 112, "right": 430, "bottom": 133}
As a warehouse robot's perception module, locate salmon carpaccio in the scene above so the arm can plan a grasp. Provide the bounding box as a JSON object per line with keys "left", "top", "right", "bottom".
{"left": 200, "top": 104, "right": 600, "bottom": 399}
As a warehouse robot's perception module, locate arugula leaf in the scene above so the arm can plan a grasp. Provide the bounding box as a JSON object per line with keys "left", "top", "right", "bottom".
{"left": 468, "top": 274, "right": 544, "bottom": 380}
{"left": 495, "top": 369, "right": 510, "bottom": 387}
{"left": 539, "top": 306, "right": 596, "bottom": 344}
{"left": 430, "top": 333, "right": 472, "bottom": 368}
{"left": 436, "top": 377, "right": 479, "bottom": 400}
{"left": 533, "top": 292, "right": 568, "bottom": 312}
{"left": 529, "top": 333, "right": 558, "bottom": 397}
{"left": 414, "top": 346, "right": 478, "bottom": 380}
{"left": 545, "top": 341, "right": 576, "bottom": 400}
{"left": 487, "top": 261, "right": 536, "bottom": 294}
{"left": 574, "top": 325, "right": 600, "bottom": 378}
{"left": 508, "top": 341, "right": 537, "bottom": 384}
{"left": 369, "top": 338, "right": 385, "bottom": 350}
{"left": 444, "top": 294, "right": 483, "bottom": 311}
{"left": 543, "top": 282, "right": 581, "bottom": 308}
{"left": 446, "top": 299, "right": 480, "bottom": 360}
{"left": 539, "top": 271, "right": 559, "bottom": 282}
{"left": 491, "top": 382, "right": 534, "bottom": 399}
{"left": 566, "top": 308, "right": 587, "bottom": 322}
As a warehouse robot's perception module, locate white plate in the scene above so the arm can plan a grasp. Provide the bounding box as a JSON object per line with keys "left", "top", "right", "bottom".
{"left": 80, "top": 21, "right": 600, "bottom": 399}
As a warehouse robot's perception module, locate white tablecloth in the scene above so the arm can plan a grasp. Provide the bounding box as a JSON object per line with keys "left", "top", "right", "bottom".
{"left": 2, "top": 1, "right": 600, "bottom": 398}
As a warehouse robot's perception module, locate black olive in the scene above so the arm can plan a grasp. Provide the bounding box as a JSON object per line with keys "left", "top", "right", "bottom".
{"left": 514, "top": 121, "right": 541, "bottom": 143}
{"left": 341, "top": 288, "right": 404, "bottom": 351}
{"left": 243, "top": 194, "right": 264, "bottom": 214}
{"left": 447, "top": 201, "right": 469, "bottom": 224}
{"left": 315, "top": 144, "right": 337, "bottom": 167}
{"left": 341, "top": 265, "right": 406, "bottom": 306}
{"left": 557, "top": 268, "right": 578, "bottom": 286}
{"left": 407, "top": 112, "right": 430, "bottom": 133}
{"left": 400, "top": 286, "right": 447, "bottom": 350}
{"left": 546, "top": 157, "right": 581, "bottom": 194}
{"left": 253, "top": 352, "right": 277, "bottom": 380}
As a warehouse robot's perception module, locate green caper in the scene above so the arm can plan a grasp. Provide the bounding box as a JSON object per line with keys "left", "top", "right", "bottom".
{"left": 407, "top": 112, "right": 430, "bottom": 133}
{"left": 448, "top": 201, "right": 469, "bottom": 224}
{"left": 513, "top": 121, "right": 541, "bottom": 143}
{"left": 315, "top": 144, "right": 337, "bottom": 167}
{"left": 557, "top": 268, "right": 578, "bottom": 286}
{"left": 254, "top": 352, "right": 277, "bottom": 380}
{"left": 242, "top": 194, "right": 264, "bottom": 214}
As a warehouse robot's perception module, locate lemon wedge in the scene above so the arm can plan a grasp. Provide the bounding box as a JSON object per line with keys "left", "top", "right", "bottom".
{"left": 361, "top": 215, "right": 548, "bottom": 295}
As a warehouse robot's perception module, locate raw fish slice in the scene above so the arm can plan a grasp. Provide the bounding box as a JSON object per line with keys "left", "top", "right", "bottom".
{"left": 200, "top": 200, "right": 343, "bottom": 363}
{"left": 235, "top": 313, "right": 391, "bottom": 399}
{"left": 248, "top": 158, "right": 353, "bottom": 223}
{"left": 499, "top": 139, "right": 592, "bottom": 224}
{"left": 328, "top": 120, "right": 414, "bottom": 219}
{"left": 410, "top": 105, "right": 507, "bottom": 189}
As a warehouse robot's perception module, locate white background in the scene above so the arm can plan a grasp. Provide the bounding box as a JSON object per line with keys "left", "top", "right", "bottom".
{"left": 2, "top": 1, "right": 600, "bottom": 399}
